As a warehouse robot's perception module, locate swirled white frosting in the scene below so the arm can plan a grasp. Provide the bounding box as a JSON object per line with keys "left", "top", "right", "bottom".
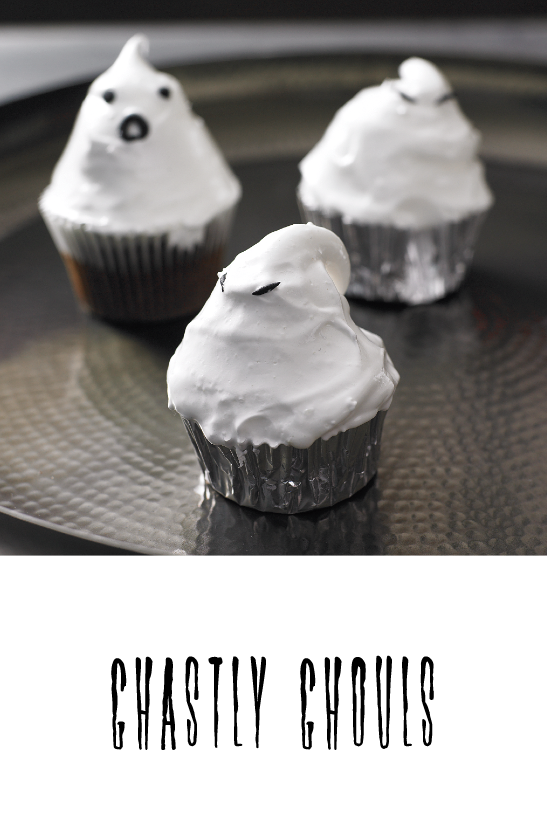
{"left": 167, "top": 223, "right": 399, "bottom": 449}
{"left": 40, "top": 35, "right": 241, "bottom": 247}
{"left": 299, "top": 57, "right": 493, "bottom": 229}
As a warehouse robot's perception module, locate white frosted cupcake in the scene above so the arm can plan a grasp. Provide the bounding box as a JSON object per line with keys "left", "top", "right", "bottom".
{"left": 298, "top": 57, "right": 493, "bottom": 305}
{"left": 39, "top": 35, "right": 241, "bottom": 322}
{"left": 167, "top": 223, "right": 399, "bottom": 513}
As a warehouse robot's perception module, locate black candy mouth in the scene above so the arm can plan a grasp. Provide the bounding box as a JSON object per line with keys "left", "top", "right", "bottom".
{"left": 119, "top": 114, "right": 150, "bottom": 142}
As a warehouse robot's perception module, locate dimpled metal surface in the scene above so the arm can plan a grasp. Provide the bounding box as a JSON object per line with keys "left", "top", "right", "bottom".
{"left": 1, "top": 56, "right": 547, "bottom": 553}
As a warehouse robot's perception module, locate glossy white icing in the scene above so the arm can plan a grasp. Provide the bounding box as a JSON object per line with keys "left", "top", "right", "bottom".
{"left": 299, "top": 57, "right": 493, "bottom": 229}
{"left": 167, "top": 223, "right": 399, "bottom": 449}
{"left": 40, "top": 35, "right": 240, "bottom": 248}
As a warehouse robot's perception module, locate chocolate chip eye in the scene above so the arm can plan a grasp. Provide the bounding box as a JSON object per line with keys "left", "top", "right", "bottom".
{"left": 158, "top": 87, "right": 171, "bottom": 99}
{"left": 103, "top": 90, "right": 115, "bottom": 103}
{"left": 436, "top": 91, "right": 456, "bottom": 105}
{"left": 398, "top": 90, "right": 417, "bottom": 104}
{"left": 219, "top": 273, "right": 227, "bottom": 292}
{"left": 119, "top": 114, "right": 149, "bottom": 142}
{"left": 252, "top": 282, "right": 280, "bottom": 296}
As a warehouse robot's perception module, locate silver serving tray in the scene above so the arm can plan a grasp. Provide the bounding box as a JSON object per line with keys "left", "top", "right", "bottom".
{"left": 1, "top": 54, "right": 547, "bottom": 554}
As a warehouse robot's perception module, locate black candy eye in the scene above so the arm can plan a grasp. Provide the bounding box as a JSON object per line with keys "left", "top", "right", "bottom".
{"left": 398, "top": 90, "right": 417, "bottom": 104}
{"left": 158, "top": 87, "right": 171, "bottom": 98}
{"left": 252, "top": 282, "right": 280, "bottom": 296}
{"left": 436, "top": 91, "right": 456, "bottom": 105}
{"left": 103, "top": 90, "right": 115, "bottom": 103}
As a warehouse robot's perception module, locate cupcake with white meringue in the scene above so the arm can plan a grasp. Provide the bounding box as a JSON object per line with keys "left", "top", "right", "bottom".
{"left": 298, "top": 57, "right": 493, "bottom": 304}
{"left": 167, "top": 223, "right": 399, "bottom": 513}
{"left": 40, "top": 35, "right": 241, "bottom": 322}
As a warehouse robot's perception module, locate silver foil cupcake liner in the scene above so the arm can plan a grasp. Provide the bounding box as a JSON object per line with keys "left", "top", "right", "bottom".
{"left": 182, "top": 412, "right": 386, "bottom": 514}
{"left": 40, "top": 205, "right": 236, "bottom": 322}
{"left": 298, "top": 195, "right": 488, "bottom": 305}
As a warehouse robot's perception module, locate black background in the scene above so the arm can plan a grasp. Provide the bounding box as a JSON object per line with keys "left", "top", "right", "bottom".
{"left": 2, "top": 0, "right": 547, "bottom": 23}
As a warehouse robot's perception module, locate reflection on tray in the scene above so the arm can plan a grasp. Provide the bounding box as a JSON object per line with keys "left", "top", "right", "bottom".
{"left": 195, "top": 477, "right": 383, "bottom": 556}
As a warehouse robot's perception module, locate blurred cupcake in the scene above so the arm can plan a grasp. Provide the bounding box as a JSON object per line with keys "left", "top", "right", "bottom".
{"left": 39, "top": 35, "right": 241, "bottom": 322}
{"left": 298, "top": 57, "right": 493, "bottom": 305}
{"left": 167, "top": 223, "right": 399, "bottom": 514}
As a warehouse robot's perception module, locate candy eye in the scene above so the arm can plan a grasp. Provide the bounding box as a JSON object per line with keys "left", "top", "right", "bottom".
{"left": 436, "top": 91, "right": 456, "bottom": 105}
{"left": 252, "top": 282, "right": 280, "bottom": 296}
{"left": 158, "top": 87, "right": 171, "bottom": 99}
{"left": 398, "top": 90, "right": 417, "bottom": 104}
{"left": 103, "top": 90, "right": 115, "bottom": 103}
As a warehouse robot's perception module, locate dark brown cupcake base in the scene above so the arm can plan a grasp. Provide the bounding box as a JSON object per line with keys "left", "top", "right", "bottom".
{"left": 61, "top": 243, "right": 223, "bottom": 323}
{"left": 40, "top": 206, "right": 236, "bottom": 323}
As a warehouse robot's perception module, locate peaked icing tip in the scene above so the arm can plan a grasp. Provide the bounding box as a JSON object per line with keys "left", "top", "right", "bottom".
{"left": 112, "top": 34, "right": 151, "bottom": 69}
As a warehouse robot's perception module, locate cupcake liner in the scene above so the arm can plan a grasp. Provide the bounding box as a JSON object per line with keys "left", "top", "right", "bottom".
{"left": 182, "top": 412, "right": 387, "bottom": 514}
{"left": 298, "top": 195, "right": 488, "bottom": 305}
{"left": 40, "top": 205, "right": 236, "bottom": 322}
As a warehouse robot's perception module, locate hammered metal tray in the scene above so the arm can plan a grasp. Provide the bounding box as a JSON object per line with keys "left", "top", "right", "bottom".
{"left": 1, "top": 54, "right": 547, "bottom": 554}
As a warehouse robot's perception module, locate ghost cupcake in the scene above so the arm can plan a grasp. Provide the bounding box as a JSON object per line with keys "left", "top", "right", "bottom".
{"left": 298, "top": 57, "right": 493, "bottom": 305}
{"left": 39, "top": 35, "right": 241, "bottom": 322}
{"left": 167, "top": 223, "right": 399, "bottom": 514}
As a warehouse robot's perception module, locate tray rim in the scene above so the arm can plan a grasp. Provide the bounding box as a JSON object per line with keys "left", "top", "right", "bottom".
{"left": 0, "top": 503, "right": 171, "bottom": 555}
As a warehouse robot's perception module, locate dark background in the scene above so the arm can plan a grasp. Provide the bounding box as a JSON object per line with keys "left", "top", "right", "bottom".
{"left": 2, "top": 0, "right": 546, "bottom": 23}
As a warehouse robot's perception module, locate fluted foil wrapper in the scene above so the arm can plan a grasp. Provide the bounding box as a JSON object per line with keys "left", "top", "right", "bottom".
{"left": 40, "top": 205, "right": 236, "bottom": 322}
{"left": 298, "top": 195, "right": 488, "bottom": 305}
{"left": 183, "top": 412, "right": 386, "bottom": 514}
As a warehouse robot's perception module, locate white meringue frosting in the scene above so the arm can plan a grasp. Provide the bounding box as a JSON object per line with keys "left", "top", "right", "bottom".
{"left": 40, "top": 35, "right": 240, "bottom": 247}
{"left": 167, "top": 223, "right": 399, "bottom": 449}
{"left": 299, "top": 57, "right": 493, "bottom": 230}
